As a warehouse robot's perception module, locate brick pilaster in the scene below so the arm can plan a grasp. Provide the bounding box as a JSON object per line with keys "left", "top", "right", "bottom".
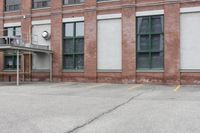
{"left": 0, "top": 0, "right": 4, "bottom": 71}
{"left": 51, "top": 0, "right": 63, "bottom": 81}
{"left": 21, "top": 0, "right": 32, "bottom": 43}
{"left": 164, "top": 3, "right": 180, "bottom": 84}
{"left": 84, "top": 0, "right": 97, "bottom": 82}
{"left": 121, "top": 0, "right": 136, "bottom": 83}
{"left": 0, "top": 0, "right": 4, "bottom": 34}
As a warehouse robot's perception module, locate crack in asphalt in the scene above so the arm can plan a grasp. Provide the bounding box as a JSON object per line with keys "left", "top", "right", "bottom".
{"left": 65, "top": 86, "right": 153, "bottom": 133}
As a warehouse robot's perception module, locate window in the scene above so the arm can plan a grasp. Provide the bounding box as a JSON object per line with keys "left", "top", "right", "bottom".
{"left": 63, "top": 22, "right": 84, "bottom": 70}
{"left": 4, "top": 55, "right": 21, "bottom": 70}
{"left": 3, "top": 26, "right": 21, "bottom": 45}
{"left": 4, "top": 27, "right": 21, "bottom": 37}
{"left": 97, "top": 19, "right": 122, "bottom": 71}
{"left": 3, "top": 26, "right": 21, "bottom": 70}
{"left": 181, "top": 13, "right": 200, "bottom": 70}
{"left": 32, "top": 0, "right": 51, "bottom": 9}
{"left": 97, "top": 0, "right": 113, "bottom": 2}
{"left": 5, "top": 0, "right": 20, "bottom": 11}
{"left": 64, "top": 0, "right": 84, "bottom": 5}
{"left": 137, "top": 15, "right": 164, "bottom": 70}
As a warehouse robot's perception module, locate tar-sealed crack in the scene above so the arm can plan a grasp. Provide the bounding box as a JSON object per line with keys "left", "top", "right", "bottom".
{"left": 65, "top": 86, "right": 153, "bottom": 133}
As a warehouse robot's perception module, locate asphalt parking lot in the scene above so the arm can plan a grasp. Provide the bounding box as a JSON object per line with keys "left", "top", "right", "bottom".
{"left": 0, "top": 82, "right": 200, "bottom": 133}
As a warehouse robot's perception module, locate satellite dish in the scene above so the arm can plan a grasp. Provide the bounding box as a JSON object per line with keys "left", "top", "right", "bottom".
{"left": 42, "top": 31, "right": 50, "bottom": 40}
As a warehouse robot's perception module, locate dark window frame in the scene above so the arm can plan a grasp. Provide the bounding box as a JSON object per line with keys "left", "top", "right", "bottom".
{"left": 4, "top": 54, "right": 21, "bottom": 70}
{"left": 136, "top": 15, "right": 164, "bottom": 70}
{"left": 4, "top": 26, "right": 21, "bottom": 37}
{"left": 63, "top": 21, "right": 84, "bottom": 70}
{"left": 4, "top": 0, "right": 20, "bottom": 12}
{"left": 32, "top": 0, "right": 51, "bottom": 9}
{"left": 97, "top": 0, "right": 112, "bottom": 2}
{"left": 3, "top": 26, "right": 22, "bottom": 70}
{"left": 63, "top": 0, "right": 84, "bottom": 5}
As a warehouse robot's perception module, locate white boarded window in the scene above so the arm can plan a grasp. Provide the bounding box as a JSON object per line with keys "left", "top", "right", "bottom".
{"left": 32, "top": 24, "right": 51, "bottom": 46}
{"left": 32, "top": 24, "right": 51, "bottom": 70}
{"left": 32, "top": 53, "right": 50, "bottom": 70}
{"left": 181, "top": 13, "right": 200, "bottom": 70}
{"left": 97, "top": 19, "right": 122, "bottom": 71}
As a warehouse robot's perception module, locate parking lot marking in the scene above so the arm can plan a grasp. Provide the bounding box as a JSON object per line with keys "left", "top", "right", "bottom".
{"left": 128, "top": 84, "right": 143, "bottom": 91}
{"left": 51, "top": 82, "right": 76, "bottom": 88}
{"left": 174, "top": 85, "right": 181, "bottom": 92}
{"left": 86, "top": 83, "right": 109, "bottom": 89}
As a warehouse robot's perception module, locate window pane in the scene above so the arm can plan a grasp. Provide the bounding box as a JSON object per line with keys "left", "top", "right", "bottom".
{"left": 151, "top": 34, "right": 163, "bottom": 51}
{"left": 64, "top": 0, "right": 73, "bottom": 4}
{"left": 4, "top": 27, "right": 21, "bottom": 37}
{"left": 137, "top": 53, "right": 150, "bottom": 69}
{"left": 64, "top": 0, "right": 84, "bottom": 4}
{"left": 76, "top": 22, "right": 84, "bottom": 37}
{"left": 7, "top": 28, "right": 14, "bottom": 36}
{"left": 15, "top": 27, "right": 21, "bottom": 37}
{"left": 63, "top": 39, "right": 74, "bottom": 54}
{"left": 13, "top": 56, "right": 21, "bottom": 69}
{"left": 65, "top": 23, "right": 74, "bottom": 37}
{"left": 33, "top": 0, "right": 51, "bottom": 8}
{"left": 137, "top": 35, "right": 149, "bottom": 51}
{"left": 5, "top": 56, "right": 13, "bottom": 69}
{"left": 137, "top": 17, "right": 150, "bottom": 34}
{"left": 151, "top": 52, "right": 163, "bottom": 68}
{"left": 4, "top": 55, "right": 21, "bottom": 69}
{"left": 5, "top": 0, "right": 20, "bottom": 11}
{"left": 75, "top": 38, "right": 84, "bottom": 53}
{"left": 75, "top": 54, "right": 84, "bottom": 69}
{"left": 152, "top": 16, "right": 163, "bottom": 33}
{"left": 63, "top": 55, "right": 74, "bottom": 69}
{"left": 6, "top": 0, "right": 20, "bottom": 5}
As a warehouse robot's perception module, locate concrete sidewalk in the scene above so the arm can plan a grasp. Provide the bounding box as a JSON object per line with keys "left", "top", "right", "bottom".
{"left": 0, "top": 82, "right": 199, "bottom": 133}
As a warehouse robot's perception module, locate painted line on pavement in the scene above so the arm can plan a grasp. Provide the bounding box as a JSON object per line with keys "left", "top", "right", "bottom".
{"left": 174, "top": 85, "right": 181, "bottom": 92}
{"left": 128, "top": 84, "right": 143, "bottom": 91}
{"left": 86, "top": 83, "right": 109, "bottom": 89}
{"left": 50, "top": 82, "right": 76, "bottom": 88}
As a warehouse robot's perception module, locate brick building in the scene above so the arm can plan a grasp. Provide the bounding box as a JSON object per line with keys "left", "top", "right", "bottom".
{"left": 0, "top": 0, "right": 200, "bottom": 84}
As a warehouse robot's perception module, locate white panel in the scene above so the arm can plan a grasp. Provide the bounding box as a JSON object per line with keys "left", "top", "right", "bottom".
{"left": 180, "top": 6, "right": 200, "bottom": 13}
{"left": 181, "top": 12, "right": 200, "bottom": 70}
{"left": 32, "top": 53, "right": 50, "bottom": 70}
{"left": 97, "top": 19, "right": 122, "bottom": 71}
{"left": 32, "top": 24, "right": 51, "bottom": 46}
{"left": 97, "top": 14, "right": 122, "bottom": 20}
{"left": 136, "top": 10, "right": 164, "bottom": 16}
{"left": 4, "top": 22, "right": 21, "bottom": 27}
{"left": 32, "top": 24, "right": 51, "bottom": 70}
{"left": 32, "top": 20, "right": 51, "bottom": 25}
{"left": 62, "top": 17, "right": 84, "bottom": 23}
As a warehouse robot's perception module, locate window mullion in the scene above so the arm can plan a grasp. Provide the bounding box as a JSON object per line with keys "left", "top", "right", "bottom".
{"left": 12, "top": 55, "right": 15, "bottom": 69}
{"left": 73, "top": 23, "right": 76, "bottom": 69}
{"left": 13, "top": 27, "right": 16, "bottom": 36}
{"left": 149, "top": 16, "right": 152, "bottom": 69}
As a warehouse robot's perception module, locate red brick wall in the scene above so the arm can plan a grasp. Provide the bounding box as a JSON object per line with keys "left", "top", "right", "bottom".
{"left": 51, "top": 0, "right": 63, "bottom": 81}
{"left": 21, "top": 0, "right": 32, "bottom": 43}
{"left": 164, "top": 3, "right": 180, "bottom": 84}
{"left": 122, "top": 3, "right": 136, "bottom": 83}
{"left": 1, "top": 0, "right": 200, "bottom": 84}
{"left": 84, "top": 10, "right": 97, "bottom": 82}
{"left": 0, "top": 0, "right": 3, "bottom": 72}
